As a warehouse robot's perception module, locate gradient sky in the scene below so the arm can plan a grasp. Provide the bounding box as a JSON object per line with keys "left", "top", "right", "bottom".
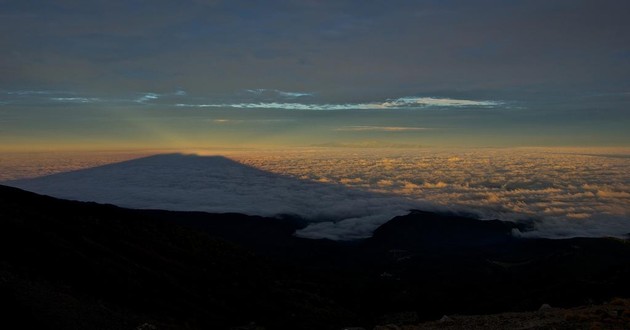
{"left": 1, "top": 0, "right": 629, "bottom": 150}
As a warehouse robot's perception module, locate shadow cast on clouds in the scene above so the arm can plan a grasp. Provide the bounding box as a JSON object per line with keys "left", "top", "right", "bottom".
{"left": 6, "top": 153, "right": 427, "bottom": 240}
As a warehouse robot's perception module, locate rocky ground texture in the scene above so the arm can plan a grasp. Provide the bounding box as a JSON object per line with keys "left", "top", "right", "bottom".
{"left": 375, "top": 298, "right": 630, "bottom": 330}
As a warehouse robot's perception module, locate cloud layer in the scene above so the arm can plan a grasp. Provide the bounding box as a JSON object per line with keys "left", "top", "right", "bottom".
{"left": 3, "top": 148, "right": 629, "bottom": 240}
{"left": 234, "top": 148, "right": 630, "bottom": 239}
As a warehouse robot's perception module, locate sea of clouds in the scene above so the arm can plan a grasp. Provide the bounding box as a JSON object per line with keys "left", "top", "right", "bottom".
{"left": 3, "top": 148, "right": 630, "bottom": 240}
{"left": 235, "top": 148, "right": 630, "bottom": 239}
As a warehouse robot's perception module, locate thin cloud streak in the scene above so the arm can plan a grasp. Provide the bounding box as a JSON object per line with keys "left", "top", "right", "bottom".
{"left": 51, "top": 97, "right": 101, "bottom": 103}
{"left": 245, "top": 89, "right": 313, "bottom": 98}
{"left": 175, "top": 96, "right": 504, "bottom": 110}
{"left": 135, "top": 93, "right": 160, "bottom": 104}
{"left": 1, "top": 90, "right": 503, "bottom": 110}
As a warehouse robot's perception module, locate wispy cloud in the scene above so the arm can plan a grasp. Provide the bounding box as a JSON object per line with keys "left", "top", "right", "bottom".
{"left": 0, "top": 90, "right": 104, "bottom": 106}
{"left": 335, "top": 126, "right": 433, "bottom": 132}
{"left": 381, "top": 97, "right": 502, "bottom": 108}
{"left": 51, "top": 97, "right": 101, "bottom": 103}
{"left": 245, "top": 89, "right": 313, "bottom": 99}
{"left": 2, "top": 90, "right": 72, "bottom": 96}
{"left": 213, "top": 119, "right": 233, "bottom": 123}
{"left": 1, "top": 89, "right": 504, "bottom": 111}
{"left": 135, "top": 92, "right": 160, "bottom": 103}
{"left": 210, "top": 118, "right": 296, "bottom": 124}
{"left": 134, "top": 90, "right": 188, "bottom": 104}
{"left": 276, "top": 91, "right": 313, "bottom": 98}
{"left": 176, "top": 96, "right": 503, "bottom": 110}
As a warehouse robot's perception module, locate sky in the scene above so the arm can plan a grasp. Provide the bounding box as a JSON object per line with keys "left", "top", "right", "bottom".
{"left": 1, "top": 0, "right": 630, "bottom": 150}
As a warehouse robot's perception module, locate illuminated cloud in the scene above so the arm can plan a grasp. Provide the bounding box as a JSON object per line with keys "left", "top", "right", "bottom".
{"left": 380, "top": 97, "right": 501, "bottom": 108}
{"left": 0, "top": 88, "right": 503, "bottom": 110}
{"left": 134, "top": 90, "right": 188, "bottom": 104}
{"left": 245, "top": 89, "right": 313, "bottom": 98}
{"left": 277, "top": 91, "right": 313, "bottom": 98}
{"left": 135, "top": 92, "right": 160, "bottom": 103}
{"left": 175, "top": 96, "right": 503, "bottom": 110}
{"left": 213, "top": 119, "right": 233, "bottom": 123}
{"left": 235, "top": 148, "right": 630, "bottom": 239}
{"left": 51, "top": 97, "right": 101, "bottom": 103}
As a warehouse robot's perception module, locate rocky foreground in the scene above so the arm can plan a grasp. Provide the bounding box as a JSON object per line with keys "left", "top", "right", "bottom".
{"left": 2, "top": 184, "right": 630, "bottom": 329}
{"left": 373, "top": 298, "right": 630, "bottom": 329}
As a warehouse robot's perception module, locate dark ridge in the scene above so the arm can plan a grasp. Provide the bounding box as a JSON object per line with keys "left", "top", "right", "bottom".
{"left": 0, "top": 184, "right": 355, "bottom": 330}
{"left": 370, "top": 209, "right": 519, "bottom": 250}
{"left": 2, "top": 184, "right": 630, "bottom": 329}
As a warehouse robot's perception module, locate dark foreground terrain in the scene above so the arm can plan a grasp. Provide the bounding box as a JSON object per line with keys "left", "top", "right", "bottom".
{"left": 402, "top": 298, "right": 630, "bottom": 329}
{"left": 1, "top": 184, "right": 629, "bottom": 329}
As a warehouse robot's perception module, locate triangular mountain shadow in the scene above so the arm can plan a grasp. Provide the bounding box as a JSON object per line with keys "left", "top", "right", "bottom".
{"left": 5, "top": 153, "right": 424, "bottom": 240}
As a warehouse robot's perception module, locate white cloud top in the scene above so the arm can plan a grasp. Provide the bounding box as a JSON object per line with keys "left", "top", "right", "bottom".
{"left": 235, "top": 148, "right": 630, "bottom": 239}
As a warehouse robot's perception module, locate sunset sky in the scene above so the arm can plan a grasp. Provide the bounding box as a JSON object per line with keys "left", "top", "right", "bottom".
{"left": 1, "top": 0, "right": 630, "bottom": 150}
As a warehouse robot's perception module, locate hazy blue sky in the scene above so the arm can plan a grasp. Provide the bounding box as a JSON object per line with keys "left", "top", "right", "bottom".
{"left": 1, "top": 0, "right": 629, "bottom": 150}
